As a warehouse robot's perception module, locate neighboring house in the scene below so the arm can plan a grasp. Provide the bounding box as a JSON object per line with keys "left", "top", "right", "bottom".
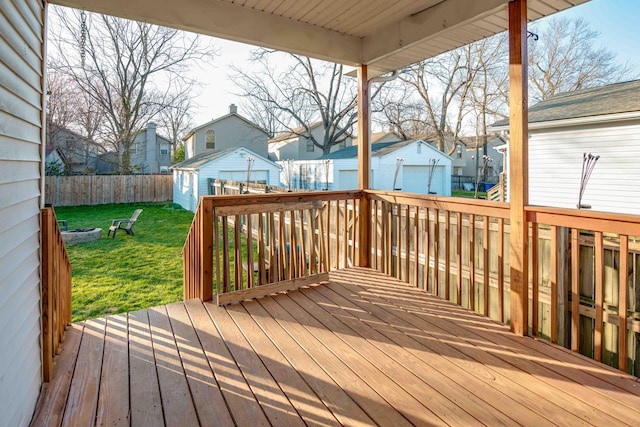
{"left": 452, "top": 136, "right": 505, "bottom": 182}
{"left": 280, "top": 139, "right": 452, "bottom": 195}
{"left": 171, "top": 146, "right": 281, "bottom": 212}
{"left": 490, "top": 79, "right": 640, "bottom": 214}
{"left": 268, "top": 122, "right": 353, "bottom": 161}
{"left": 183, "top": 104, "right": 269, "bottom": 159}
{"left": 44, "top": 145, "right": 65, "bottom": 172}
{"left": 130, "top": 122, "right": 173, "bottom": 174}
{"left": 46, "top": 123, "right": 99, "bottom": 173}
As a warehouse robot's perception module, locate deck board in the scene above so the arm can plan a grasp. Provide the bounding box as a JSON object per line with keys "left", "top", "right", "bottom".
{"left": 31, "top": 268, "right": 640, "bottom": 427}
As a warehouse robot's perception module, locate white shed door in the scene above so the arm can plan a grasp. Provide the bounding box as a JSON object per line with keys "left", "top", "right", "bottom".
{"left": 220, "top": 170, "right": 269, "bottom": 183}
{"left": 403, "top": 165, "right": 444, "bottom": 194}
{"left": 338, "top": 170, "right": 358, "bottom": 189}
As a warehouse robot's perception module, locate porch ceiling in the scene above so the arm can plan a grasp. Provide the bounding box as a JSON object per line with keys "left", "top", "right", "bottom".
{"left": 50, "top": 0, "right": 587, "bottom": 76}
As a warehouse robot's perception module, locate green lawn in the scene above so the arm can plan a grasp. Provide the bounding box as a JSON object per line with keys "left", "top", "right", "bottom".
{"left": 54, "top": 202, "right": 194, "bottom": 322}
{"left": 452, "top": 190, "right": 487, "bottom": 198}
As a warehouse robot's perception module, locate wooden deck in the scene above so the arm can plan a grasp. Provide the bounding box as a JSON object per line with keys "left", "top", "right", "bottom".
{"left": 31, "top": 268, "right": 640, "bottom": 427}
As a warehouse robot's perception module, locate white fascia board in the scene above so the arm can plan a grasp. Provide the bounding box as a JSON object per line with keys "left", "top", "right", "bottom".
{"left": 52, "top": 0, "right": 362, "bottom": 66}
{"left": 361, "top": 0, "right": 505, "bottom": 64}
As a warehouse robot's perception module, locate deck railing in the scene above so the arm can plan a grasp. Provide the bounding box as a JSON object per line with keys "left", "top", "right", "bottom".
{"left": 184, "top": 189, "right": 640, "bottom": 374}
{"left": 184, "top": 191, "right": 361, "bottom": 305}
{"left": 41, "top": 207, "right": 72, "bottom": 382}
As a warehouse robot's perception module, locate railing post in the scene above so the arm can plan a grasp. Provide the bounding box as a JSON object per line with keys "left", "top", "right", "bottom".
{"left": 200, "top": 199, "right": 214, "bottom": 301}
{"left": 41, "top": 208, "right": 53, "bottom": 382}
{"left": 357, "top": 64, "right": 371, "bottom": 267}
{"left": 508, "top": 0, "right": 529, "bottom": 336}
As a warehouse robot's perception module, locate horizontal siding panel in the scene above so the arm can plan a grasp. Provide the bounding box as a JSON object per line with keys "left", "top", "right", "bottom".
{"left": 0, "top": 198, "right": 39, "bottom": 234}
{"left": 0, "top": 159, "right": 40, "bottom": 184}
{"left": 0, "top": 277, "right": 40, "bottom": 369}
{"left": 0, "top": 134, "right": 40, "bottom": 161}
{"left": 0, "top": 58, "right": 41, "bottom": 107}
{"left": 25, "top": 0, "right": 44, "bottom": 25}
{"left": 0, "top": 82, "right": 41, "bottom": 124}
{"left": 0, "top": 38, "right": 41, "bottom": 93}
{"left": 0, "top": 180, "right": 40, "bottom": 209}
{"left": 0, "top": 9, "right": 42, "bottom": 71}
{"left": 0, "top": 229, "right": 38, "bottom": 287}
{"left": 11, "top": 0, "right": 44, "bottom": 41}
{"left": 0, "top": 1, "right": 43, "bottom": 54}
{"left": 0, "top": 109, "right": 42, "bottom": 143}
{"left": 0, "top": 214, "right": 38, "bottom": 259}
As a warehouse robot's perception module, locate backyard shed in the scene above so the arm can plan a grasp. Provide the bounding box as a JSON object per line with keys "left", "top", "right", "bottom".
{"left": 491, "top": 79, "right": 640, "bottom": 215}
{"left": 303, "top": 139, "right": 453, "bottom": 195}
{"left": 171, "top": 147, "right": 281, "bottom": 211}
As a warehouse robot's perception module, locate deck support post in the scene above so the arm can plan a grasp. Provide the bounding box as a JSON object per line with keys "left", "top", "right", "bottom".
{"left": 357, "top": 64, "right": 371, "bottom": 267}
{"left": 508, "top": 0, "right": 529, "bottom": 336}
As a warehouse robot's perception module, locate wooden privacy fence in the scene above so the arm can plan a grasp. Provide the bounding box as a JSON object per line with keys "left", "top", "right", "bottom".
{"left": 183, "top": 188, "right": 640, "bottom": 374}
{"left": 41, "top": 207, "right": 72, "bottom": 382}
{"left": 45, "top": 174, "right": 173, "bottom": 206}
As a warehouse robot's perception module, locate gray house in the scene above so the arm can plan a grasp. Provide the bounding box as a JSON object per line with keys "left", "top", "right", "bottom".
{"left": 491, "top": 79, "right": 640, "bottom": 214}
{"left": 183, "top": 104, "right": 269, "bottom": 159}
{"left": 131, "top": 122, "right": 172, "bottom": 173}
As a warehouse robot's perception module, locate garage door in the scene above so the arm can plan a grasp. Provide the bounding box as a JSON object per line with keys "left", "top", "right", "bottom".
{"left": 402, "top": 165, "right": 444, "bottom": 194}
{"left": 219, "top": 170, "right": 269, "bottom": 183}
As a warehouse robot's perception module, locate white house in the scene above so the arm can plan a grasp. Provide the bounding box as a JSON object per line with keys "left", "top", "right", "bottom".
{"left": 268, "top": 122, "right": 353, "bottom": 161}
{"left": 183, "top": 104, "right": 269, "bottom": 160}
{"left": 490, "top": 79, "right": 640, "bottom": 215}
{"left": 280, "top": 139, "right": 452, "bottom": 195}
{"left": 171, "top": 147, "right": 281, "bottom": 211}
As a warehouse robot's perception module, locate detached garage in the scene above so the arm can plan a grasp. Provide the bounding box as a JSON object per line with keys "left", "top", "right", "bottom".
{"left": 319, "top": 139, "right": 452, "bottom": 195}
{"left": 171, "top": 147, "right": 281, "bottom": 211}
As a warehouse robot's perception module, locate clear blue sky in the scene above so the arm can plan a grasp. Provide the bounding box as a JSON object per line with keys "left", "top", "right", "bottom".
{"left": 191, "top": 0, "right": 639, "bottom": 125}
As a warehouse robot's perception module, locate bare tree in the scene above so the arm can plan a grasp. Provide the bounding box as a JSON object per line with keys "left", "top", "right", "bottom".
{"left": 399, "top": 45, "right": 479, "bottom": 155}
{"left": 158, "top": 91, "right": 195, "bottom": 152}
{"left": 372, "top": 82, "right": 435, "bottom": 140}
{"left": 231, "top": 50, "right": 361, "bottom": 155}
{"left": 49, "top": 6, "right": 214, "bottom": 173}
{"left": 528, "top": 17, "right": 635, "bottom": 102}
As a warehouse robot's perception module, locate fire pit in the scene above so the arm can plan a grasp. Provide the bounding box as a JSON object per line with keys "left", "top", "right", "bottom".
{"left": 62, "top": 228, "right": 102, "bottom": 244}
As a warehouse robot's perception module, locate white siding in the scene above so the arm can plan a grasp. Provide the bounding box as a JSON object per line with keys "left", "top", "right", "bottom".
{"left": 528, "top": 122, "right": 640, "bottom": 214}
{"left": 0, "top": 0, "right": 46, "bottom": 425}
{"left": 173, "top": 149, "right": 280, "bottom": 212}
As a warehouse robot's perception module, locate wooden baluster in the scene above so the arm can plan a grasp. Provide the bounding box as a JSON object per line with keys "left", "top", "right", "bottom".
{"left": 222, "top": 217, "right": 230, "bottom": 293}
{"left": 372, "top": 200, "right": 378, "bottom": 270}
{"left": 352, "top": 198, "right": 358, "bottom": 266}
{"left": 234, "top": 215, "right": 242, "bottom": 290}
{"left": 483, "top": 216, "right": 490, "bottom": 317}
{"left": 214, "top": 214, "right": 221, "bottom": 295}
{"left": 469, "top": 214, "right": 475, "bottom": 311}
{"left": 594, "top": 231, "right": 604, "bottom": 362}
{"left": 414, "top": 206, "right": 420, "bottom": 288}
{"left": 246, "top": 214, "right": 254, "bottom": 289}
{"left": 571, "top": 228, "right": 580, "bottom": 352}
{"left": 456, "top": 212, "right": 462, "bottom": 305}
{"left": 299, "top": 210, "right": 307, "bottom": 277}
{"left": 327, "top": 202, "right": 332, "bottom": 271}
{"left": 278, "top": 212, "right": 286, "bottom": 281}
{"left": 444, "top": 210, "right": 450, "bottom": 300}
{"left": 343, "top": 199, "right": 349, "bottom": 269}
{"left": 433, "top": 209, "right": 440, "bottom": 296}
{"left": 550, "top": 225, "right": 558, "bottom": 343}
{"left": 531, "top": 222, "right": 539, "bottom": 335}
{"left": 289, "top": 210, "right": 297, "bottom": 280}
{"left": 405, "top": 205, "right": 410, "bottom": 283}
{"left": 396, "top": 204, "right": 402, "bottom": 280}
{"left": 618, "top": 234, "right": 629, "bottom": 372}
{"left": 308, "top": 209, "right": 317, "bottom": 275}
{"left": 269, "top": 212, "right": 276, "bottom": 283}
{"left": 258, "top": 213, "right": 266, "bottom": 286}
{"left": 424, "top": 208, "right": 430, "bottom": 293}
{"left": 498, "top": 218, "right": 505, "bottom": 322}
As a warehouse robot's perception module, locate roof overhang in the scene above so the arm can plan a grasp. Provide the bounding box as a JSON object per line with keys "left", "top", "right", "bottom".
{"left": 490, "top": 110, "right": 640, "bottom": 133}
{"left": 50, "top": 0, "right": 587, "bottom": 77}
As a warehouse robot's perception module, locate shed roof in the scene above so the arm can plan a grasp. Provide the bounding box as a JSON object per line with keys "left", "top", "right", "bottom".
{"left": 491, "top": 79, "right": 640, "bottom": 129}
{"left": 52, "top": 0, "right": 586, "bottom": 78}
{"left": 171, "top": 146, "right": 279, "bottom": 170}
{"left": 319, "top": 139, "right": 446, "bottom": 160}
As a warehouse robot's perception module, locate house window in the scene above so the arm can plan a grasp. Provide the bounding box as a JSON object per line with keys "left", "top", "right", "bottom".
{"left": 160, "top": 143, "right": 169, "bottom": 155}
{"left": 306, "top": 139, "right": 314, "bottom": 152}
{"left": 456, "top": 148, "right": 462, "bottom": 159}
{"left": 205, "top": 130, "right": 215, "bottom": 150}
{"left": 160, "top": 166, "right": 169, "bottom": 173}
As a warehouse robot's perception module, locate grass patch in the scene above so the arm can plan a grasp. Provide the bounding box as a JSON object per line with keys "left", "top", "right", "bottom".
{"left": 54, "top": 202, "right": 194, "bottom": 322}
{"left": 452, "top": 190, "right": 487, "bottom": 198}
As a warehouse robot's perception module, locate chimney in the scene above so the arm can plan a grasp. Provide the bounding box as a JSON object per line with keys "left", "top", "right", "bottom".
{"left": 229, "top": 103, "right": 238, "bottom": 114}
